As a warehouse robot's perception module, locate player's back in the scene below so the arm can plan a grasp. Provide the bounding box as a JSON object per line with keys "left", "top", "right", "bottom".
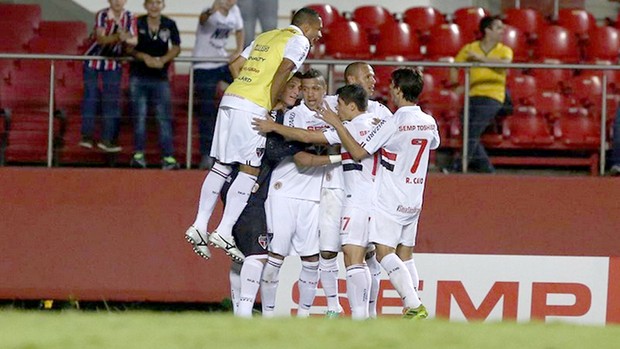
{"left": 373, "top": 105, "right": 440, "bottom": 225}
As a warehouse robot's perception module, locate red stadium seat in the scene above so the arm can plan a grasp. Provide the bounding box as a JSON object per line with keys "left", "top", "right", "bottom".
{"left": 584, "top": 26, "right": 620, "bottom": 63}
{"left": 352, "top": 5, "right": 395, "bottom": 45}
{"left": 0, "top": 26, "right": 37, "bottom": 52}
{"left": 502, "top": 25, "right": 530, "bottom": 62}
{"left": 529, "top": 68, "right": 574, "bottom": 92}
{"left": 403, "top": 7, "right": 446, "bottom": 44}
{"left": 452, "top": 7, "right": 490, "bottom": 40}
{"left": 533, "top": 25, "right": 581, "bottom": 63}
{"left": 0, "top": 3, "right": 41, "bottom": 30}
{"left": 502, "top": 106, "right": 554, "bottom": 146}
{"left": 553, "top": 109, "right": 601, "bottom": 147}
{"left": 418, "top": 88, "right": 462, "bottom": 121}
{"left": 502, "top": 8, "right": 546, "bottom": 43}
{"left": 323, "top": 21, "right": 371, "bottom": 59}
{"left": 28, "top": 36, "right": 82, "bottom": 55}
{"left": 374, "top": 22, "right": 422, "bottom": 61}
{"left": 426, "top": 23, "right": 468, "bottom": 61}
{"left": 532, "top": 91, "right": 571, "bottom": 121}
{"left": 507, "top": 74, "right": 537, "bottom": 105}
{"left": 557, "top": 8, "right": 595, "bottom": 40}
{"left": 305, "top": 3, "right": 344, "bottom": 39}
{"left": 564, "top": 74, "right": 603, "bottom": 108}
{"left": 38, "top": 21, "right": 89, "bottom": 45}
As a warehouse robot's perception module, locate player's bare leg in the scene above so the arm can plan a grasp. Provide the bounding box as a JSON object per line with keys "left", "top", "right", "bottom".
{"left": 208, "top": 164, "right": 259, "bottom": 261}
{"left": 375, "top": 243, "right": 428, "bottom": 319}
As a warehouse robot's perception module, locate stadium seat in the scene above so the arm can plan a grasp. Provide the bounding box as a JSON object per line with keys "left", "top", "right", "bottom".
{"left": 564, "top": 74, "right": 603, "bottom": 108}
{"left": 28, "top": 36, "right": 82, "bottom": 55}
{"left": 0, "top": 3, "right": 41, "bottom": 30}
{"left": 553, "top": 109, "right": 601, "bottom": 147}
{"left": 352, "top": 5, "right": 395, "bottom": 45}
{"left": 403, "top": 6, "right": 446, "bottom": 44}
{"left": 507, "top": 74, "right": 537, "bottom": 105}
{"left": 502, "top": 8, "right": 545, "bottom": 43}
{"left": 529, "top": 68, "right": 574, "bottom": 93}
{"left": 452, "top": 7, "right": 490, "bottom": 40}
{"left": 532, "top": 91, "right": 571, "bottom": 121}
{"left": 323, "top": 21, "right": 371, "bottom": 59}
{"left": 426, "top": 23, "right": 468, "bottom": 61}
{"left": 533, "top": 25, "right": 581, "bottom": 63}
{"left": 502, "top": 25, "right": 530, "bottom": 62}
{"left": 418, "top": 88, "right": 462, "bottom": 122}
{"left": 38, "top": 21, "right": 89, "bottom": 45}
{"left": 374, "top": 22, "right": 422, "bottom": 61}
{"left": 557, "top": 8, "right": 595, "bottom": 41}
{"left": 305, "top": 4, "right": 344, "bottom": 39}
{"left": 584, "top": 26, "right": 620, "bottom": 63}
{"left": 0, "top": 26, "right": 37, "bottom": 52}
{"left": 502, "top": 106, "right": 554, "bottom": 146}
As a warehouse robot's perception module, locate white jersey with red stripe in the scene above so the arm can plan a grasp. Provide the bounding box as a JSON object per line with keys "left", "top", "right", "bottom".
{"left": 268, "top": 101, "right": 328, "bottom": 201}
{"left": 324, "top": 112, "right": 378, "bottom": 208}
{"left": 361, "top": 105, "right": 440, "bottom": 225}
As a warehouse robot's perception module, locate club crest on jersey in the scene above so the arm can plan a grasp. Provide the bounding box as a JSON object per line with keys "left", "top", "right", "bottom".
{"left": 159, "top": 28, "right": 171, "bottom": 42}
{"left": 273, "top": 181, "right": 282, "bottom": 190}
{"left": 258, "top": 234, "right": 269, "bottom": 249}
{"left": 256, "top": 147, "right": 265, "bottom": 158}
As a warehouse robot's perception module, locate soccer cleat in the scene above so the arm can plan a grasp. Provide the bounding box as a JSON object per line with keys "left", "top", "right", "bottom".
{"left": 325, "top": 310, "right": 342, "bottom": 319}
{"left": 208, "top": 231, "right": 245, "bottom": 262}
{"left": 184, "top": 225, "right": 211, "bottom": 260}
{"left": 403, "top": 304, "right": 428, "bottom": 319}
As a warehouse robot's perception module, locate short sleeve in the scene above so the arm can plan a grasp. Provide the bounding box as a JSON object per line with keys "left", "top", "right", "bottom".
{"left": 283, "top": 34, "right": 310, "bottom": 70}
{"left": 169, "top": 19, "right": 181, "bottom": 46}
{"left": 322, "top": 128, "right": 341, "bottom": 145}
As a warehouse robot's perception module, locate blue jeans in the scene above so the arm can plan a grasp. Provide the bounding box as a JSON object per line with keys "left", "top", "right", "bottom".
{"left": 81, "top": 64, "right": 122, "bottom": 142}
{"left": 466, "top": 97, "right": 503, "bottom": 172}
{"left": 194, "top": 66, "right": 232, "bottom": 155}
{"left": 129, "top": 75, "right": 174, "bottom": 157}
{"left": 611, "top": 108, "right": 620, "bottom": 167}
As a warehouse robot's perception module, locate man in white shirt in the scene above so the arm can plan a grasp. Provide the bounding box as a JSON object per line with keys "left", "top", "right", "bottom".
{"left": 192, "top": 0, "right": 244, "bottom": 170}
{"left": 319, "top": 68, "right": 440, "bottom": 319}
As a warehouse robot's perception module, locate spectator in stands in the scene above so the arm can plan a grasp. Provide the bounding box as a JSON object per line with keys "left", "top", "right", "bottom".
{"left": 237, "top": 0, "right": 278, "bottom": 46}
{"left": 80, "top": 0, "right": 137, "bottom": 153}
{"left": 448, "top": 15, "right": 512, "bottom": 173}
{"left": 193, "top": 0, "right": 244, "bottom": 170}
{"left": 127, "top": 0, "right": 181, "bottom": 170}
{"left": 610, "top": 115, "right": 620, "bottom": 176}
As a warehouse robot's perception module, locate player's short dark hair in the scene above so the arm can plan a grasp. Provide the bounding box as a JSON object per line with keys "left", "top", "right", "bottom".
{"left": 291, "top": 71, "right": 304, "bottom": 80}
{"left": 291, "top": 8, "right": 321, "bottom": 27}
{"left": 301, "top": 68, "right": 326, "bottom": 86}
{"left": 337, "top": 84, "right": 368, "bottom": 112}
{"left": 391, "top": 68, "right": 424, "bottom": 103}
{"left": 479, "top": 15, "right": 500, "bottom": 36}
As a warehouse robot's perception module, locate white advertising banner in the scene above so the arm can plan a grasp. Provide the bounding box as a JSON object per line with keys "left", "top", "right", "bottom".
{"left": 274, "top": 254, "right": 614, "bottom": 325}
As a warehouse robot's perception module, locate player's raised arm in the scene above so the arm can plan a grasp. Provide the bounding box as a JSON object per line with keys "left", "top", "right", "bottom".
{"left": 318, "top": 105, "right": 370, "bottom": 161}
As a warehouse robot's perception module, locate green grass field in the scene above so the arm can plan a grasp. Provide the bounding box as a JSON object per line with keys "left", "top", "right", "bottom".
{"left": 2, "top": 311, "right": 620, "bottom": 349}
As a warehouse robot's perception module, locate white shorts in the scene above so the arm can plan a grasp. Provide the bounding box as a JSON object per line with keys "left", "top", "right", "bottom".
{"left": 340, "top": 205, "right": 370, "bottom": 248}
{"left": 265, "top": 195, "right": 320, "bottom": 257}
{"left": 319, "top": 187, "right": 344, "bottom": 252}
{"left": 210, "top": 107, "right": 266, "bottom": 167}
{"left": 369, "top": 209, "right": 419, "bottom": 249}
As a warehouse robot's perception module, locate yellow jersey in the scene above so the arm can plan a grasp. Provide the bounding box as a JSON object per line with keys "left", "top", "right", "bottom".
{"left": 455, "top": 41, "right": 513, "bottom": 103}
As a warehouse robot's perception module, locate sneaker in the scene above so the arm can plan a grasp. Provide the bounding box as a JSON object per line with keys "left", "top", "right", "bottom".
{"left": 78, "top": 137, "right": 94, "bottom": 149}
{"left": 184, "top": 225, "right": 211, "bottom": 260}
{"left": 403, "top": 304, "right": 428, "bottom": 319}
{"left": 97, "top": 141, "right": 122, "bottom": 153}
{"left": 208, "top": 231, "right": 245, "bottom": 262}
{"left": 162, "top": 156, "right": 179, "bottom": 170}
{"left": 325, "top": 310, "right": 342, "bottom": 319}
{"left": 131, "top": 152, "right": 147, "bottom": 168}
{"left": 609, "top": 164, "right": 620, "bottom": 176}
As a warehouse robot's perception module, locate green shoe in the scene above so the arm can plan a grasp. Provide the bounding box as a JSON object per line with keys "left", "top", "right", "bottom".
{"left": 131, "top": 152, "right": 147, "bottom": 168}
{"left": 162, "top": 156, "right": 179, "bottom": 170}
{"left": 403, "top": 304, "right": 428, "bottom": 319}
{"left": 325, "top": 310, "right": 342, "bottom": 319}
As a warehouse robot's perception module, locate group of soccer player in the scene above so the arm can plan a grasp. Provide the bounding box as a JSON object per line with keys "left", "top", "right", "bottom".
{"left": 183, "top": 7, "right": 440, "bottom": 320}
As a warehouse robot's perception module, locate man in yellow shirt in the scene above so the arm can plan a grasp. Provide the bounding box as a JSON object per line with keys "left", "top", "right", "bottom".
{"left": 449, "top": 16, "right": 513, "bottom": 173}
{"left": 185, "top": 8, "right": 323, "bottom": 262}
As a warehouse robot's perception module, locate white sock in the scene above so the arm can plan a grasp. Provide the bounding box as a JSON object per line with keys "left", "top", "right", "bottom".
{"left": 260, "top": 256, "right": 283, "bottom": 316}
{"left": 365, "top": 253, "right": 382, "bottom": 318}
{"left": 404, "top": 258, "right": 421, "bottom": 292}
{"left": 346, "top": 264, "right": 371, "bottom": 320}
{"left": 236, "top": 255, "right": 265, "bottom": 318}
{"left": 297, "top": 260, "right": 319, "bottom": 317}
{"left": 380, "top": 253, "right": 421, "bottom": 309}
{"left": 229, "top": 261, "right": 242, "bottom": 315}
{"left": 319, "top": 255, "right": 341, "bottom": 312}
{"left": 215, "top": 172, "right": 257, "bottom": 239}
{"left": 192, "top": 163, "right": 231, "bottom": 233}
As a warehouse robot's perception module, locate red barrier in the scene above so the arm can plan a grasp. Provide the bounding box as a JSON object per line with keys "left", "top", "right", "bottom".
{"left": 0, "top": 168, "right": 618, "bottom": 302}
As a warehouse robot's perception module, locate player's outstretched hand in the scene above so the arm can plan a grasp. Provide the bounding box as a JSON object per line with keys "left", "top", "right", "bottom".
{"left": 252, "top": 115, "right": 276, "bottom": 133}
{"left": 317, "top": 104, "right": 340, "bottom": 127}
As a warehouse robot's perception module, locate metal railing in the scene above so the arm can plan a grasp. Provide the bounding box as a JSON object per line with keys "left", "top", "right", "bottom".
{"left": 1, "top": 53, "right": 618, "bottom": 173}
